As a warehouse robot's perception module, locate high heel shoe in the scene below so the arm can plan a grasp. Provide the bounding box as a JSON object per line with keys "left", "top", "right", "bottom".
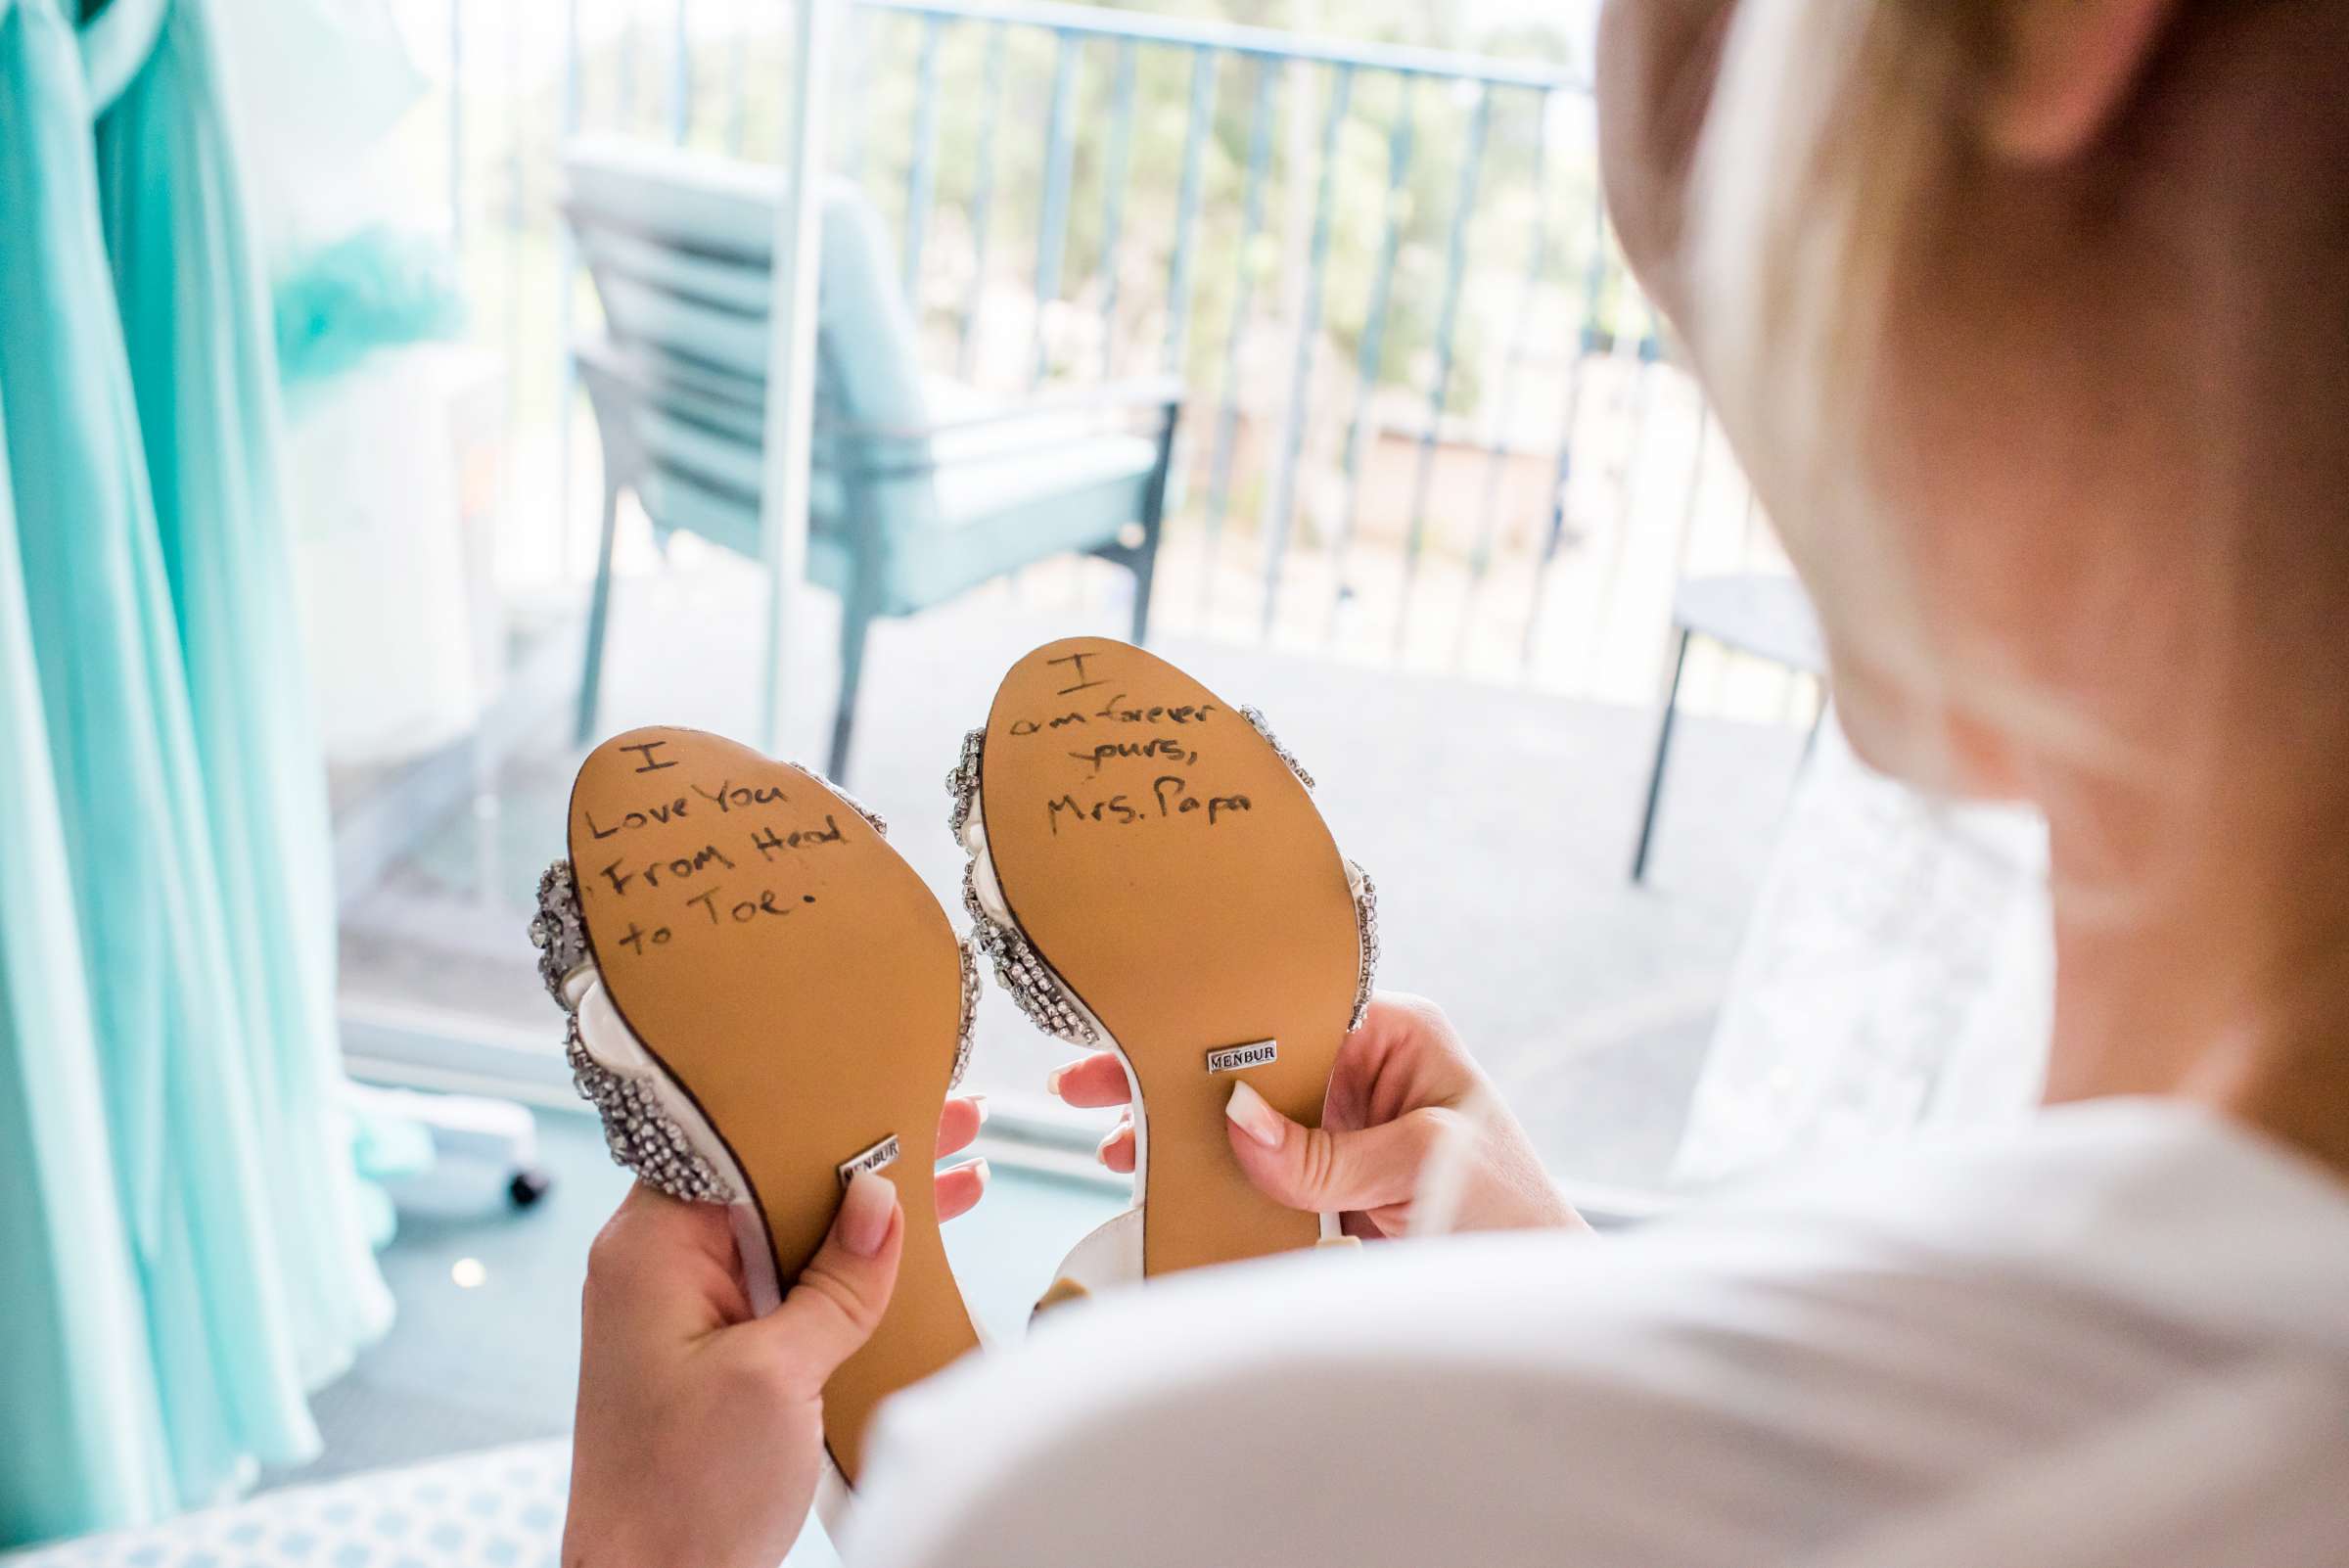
{"left": 530, "top": 726, "right": 984, "bottom": 1494}
{"left": 947, "top": 639, "right": 1377, "bottom": 1303}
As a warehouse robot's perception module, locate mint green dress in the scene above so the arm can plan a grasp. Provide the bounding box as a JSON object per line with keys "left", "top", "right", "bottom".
{"left": 0, "top": 0, "right": 390, "bottom": 1545}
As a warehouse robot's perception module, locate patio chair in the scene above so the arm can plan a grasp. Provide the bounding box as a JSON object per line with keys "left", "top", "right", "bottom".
{"left": 1630, "top": 574, "right": 1827, "bottom": 882}
{"left": 561, "top": 139, "right": 1182, "bottom": 778}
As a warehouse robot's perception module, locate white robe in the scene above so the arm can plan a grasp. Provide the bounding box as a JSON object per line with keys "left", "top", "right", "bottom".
{"left": 852, "top": 1099, "right": 2349, "bottom": 1568}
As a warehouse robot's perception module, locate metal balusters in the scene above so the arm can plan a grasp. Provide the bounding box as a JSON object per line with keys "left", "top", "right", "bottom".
{"left": 1326, "top": 75, "right": 1415, "bottom": 636}
{"left": 618, "top": 11, "right": 639, "bottom": 127}
{"left": 503, "top": 3, "right": 526, "bottom": 571}
{"left": 504, "top": 7, "right": 525, "bottom": 306}
{"left": 1258, "top": 63, "right": 1353, "bottom": 637}
{"left": 1670, "top": 401, "right": 1716, "bottom": 709}
{"left": 852, "top": 0, "right": 1579, "bottom": 92}
{"left": 510, "top": 0, "right": 1721, "bottom": 703}
{"left": 1095, "top": 39, "right": 1137, "bottom": 379}
{"left": 1032, "top": 32, "right": 1082, "bottom": 385}
{"left": 758, "top": 0, "right": 839, "bottom": 754}
{"left": 1395, "top": 82, "right": 1491, "bottom": 649}
{"left": 1201, "top": 56, "right": 1281, "bottom": 613}
{"left": 1579, "top": 302, "right": 1667, "bottom": 683}
{"left": 1460, "top": 91, "right": 1551, "bottom": 649}
{"left": 957, "top": 23, "right": 1009, "bottom": 378}
{"left": 902, "top": 16, "right": 945, "bottom": 296}
{"left": 1520, "top": 187, "right": 1610, "bottom": 668}
{"left": 477, "top": 0, "right": 519, "bottom": 887}
{"left": 1671, "top": 402, "right": 1710, "bottom": 585}
{"left": 669, "top": 0, "right": 692, "bottom": 143}
{"left": 837, "top": 7, "right": 871, "bottom": 180}
{"left": 1161, "top": 46, "right": 1220, "bottom": 374}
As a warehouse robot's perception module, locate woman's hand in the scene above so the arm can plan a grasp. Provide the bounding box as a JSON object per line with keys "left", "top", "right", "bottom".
{"left": 562, "top": 1096, "right": 990, "bottom": 1568}
{"left": 1055, "top": 994, "right": 1584, "bottom": 1238}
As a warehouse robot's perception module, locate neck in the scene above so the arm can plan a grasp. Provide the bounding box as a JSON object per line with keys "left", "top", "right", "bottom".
{"left": 2044, "top": 786, "right": 2349, "bottom": 1182}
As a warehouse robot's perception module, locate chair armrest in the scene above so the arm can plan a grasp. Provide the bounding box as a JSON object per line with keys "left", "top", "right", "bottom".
{"left": 818, "top": 375, "right": 1185, "bottom": 443}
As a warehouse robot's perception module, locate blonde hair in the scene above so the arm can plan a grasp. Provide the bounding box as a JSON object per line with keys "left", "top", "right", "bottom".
{"left": 1684, "top": 0, "right": 2168, "bottom": 796}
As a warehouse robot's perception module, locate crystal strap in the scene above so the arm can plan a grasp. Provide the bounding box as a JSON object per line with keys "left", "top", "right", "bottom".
{"left": 1239, "top": 705, "right": 1314, "bottom": 791}
{"left": 531, "top": 862, "right": 732, "bottom": 1202}
{"left": 529, "top": 860, "right": 590, "bottom": 1004}
{"left": 953, "top": 936, "right": 981, "bottom": 1085}
{"left": 963, "top": 861, "right": 1100, "bottom": 1045}
{"left": 1347, "top": 860, "right": 1379, "bottom": 1034}
{"left": 950, "top": 727, "right": 1099, "bottom": 1045}
{"left": 826, "top": 778, "right": 888, "bottom": 839}
{"left": 945, "top": 726, "right": 985, "bottom": 837}
{"left": 565, "top": 1013, "right": 737, "bottom": 1202}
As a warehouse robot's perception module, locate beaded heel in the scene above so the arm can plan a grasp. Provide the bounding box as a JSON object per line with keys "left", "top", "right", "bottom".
{"left": 530, "top": 725, "right": 981, "bottom": 1491}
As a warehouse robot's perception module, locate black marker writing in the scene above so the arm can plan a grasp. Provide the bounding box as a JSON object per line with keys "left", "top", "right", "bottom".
{"left": 1047, "top": 650, "right": 1109, "bottom": 696}
{"left": 749, "top": 814, "right": 847, "bottom": 860}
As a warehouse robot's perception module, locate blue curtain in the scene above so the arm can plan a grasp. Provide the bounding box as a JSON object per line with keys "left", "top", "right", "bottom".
{"left": 0, "top": 0, "right": 392, "bottom": 1546}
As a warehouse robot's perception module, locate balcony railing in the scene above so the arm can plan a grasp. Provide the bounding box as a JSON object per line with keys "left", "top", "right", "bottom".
{"left": 418, "top": 0, "right": 1813, "bottom": 726}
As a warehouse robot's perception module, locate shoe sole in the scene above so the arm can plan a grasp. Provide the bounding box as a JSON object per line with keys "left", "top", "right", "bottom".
{"left": 568, "top": 725, "right": 978, "bottom": 1481}
{"left": 978, "top": 638, "right": 1359, "bottom": 1273}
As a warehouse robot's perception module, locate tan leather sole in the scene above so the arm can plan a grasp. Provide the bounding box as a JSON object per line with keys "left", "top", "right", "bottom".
{"left": 568, "top": 726, "right": 978, "bottom": 1482}
{"left": 979, "top": 638, "right": 1360, "bottom": 1274}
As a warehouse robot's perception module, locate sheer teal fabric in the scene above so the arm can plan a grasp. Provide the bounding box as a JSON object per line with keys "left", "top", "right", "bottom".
{"left": 0, "top": 0, "right": 390, "bottom": 1546}
{"left": 95, "top": 0, "right": 392, "bottom": 1394}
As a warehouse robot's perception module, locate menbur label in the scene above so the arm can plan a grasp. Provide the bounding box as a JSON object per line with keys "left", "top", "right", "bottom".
{"left": 837, "top": 1134, "right": 900, "bottom": 1185}
{"left": 1204, "top": 1040, "right": 1278, "bottom": 1075}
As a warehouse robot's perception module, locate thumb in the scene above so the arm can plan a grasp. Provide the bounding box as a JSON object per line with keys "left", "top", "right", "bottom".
{"left": 1222, "top": 1081, "right": 1451, "bottom": 1215}
{"left": 749, "top": 1168, "right": 903, "bottom": 1388}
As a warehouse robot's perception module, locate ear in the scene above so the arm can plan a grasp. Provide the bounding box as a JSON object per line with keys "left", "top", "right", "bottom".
{"left": 1985, "top": 0, "right": 2182, "bottom": 162}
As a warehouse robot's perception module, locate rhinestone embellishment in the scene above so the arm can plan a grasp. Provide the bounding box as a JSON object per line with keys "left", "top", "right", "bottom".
{"left": 529, "top": 860, "right": 591, "bottom": 1004}
{"left": 1240, "top": 705, "right": 1314, "bottom": 791}
{"left": 531, "top": 857, "right": 736, "bottom": 1205}
{"left": 826, "top": 778, "right": 888, "bottom": 838}
{"left": 1347, "top": 860, "right": 1380, "bottom": 1034}
{"left": 963, "top": 861, "right": 1100, "bottom": 1045}
{"left": 953, "top": 936, "right": 981, "bottom": 1086}
{"left": 563, "top": 1014, "right": 736, "bottom": 1203}
{"left": 950, "top": 727, "right": 1098, "bottom": 1044}
{"left": 945, "top": 726, "right": 985, "bottom": 837}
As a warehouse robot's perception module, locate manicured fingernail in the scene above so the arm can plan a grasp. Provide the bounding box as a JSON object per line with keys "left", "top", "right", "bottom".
{"left": 1224, "top": 1082, "right": 1283, "bottom": 1148}
{"left": 965, "top": 1157, "right": 990, "bottom": 1190}
{"left": 1045, "top": 1064, "right": 1069, "bottom": 1095}
{"left": 968, "top": 1093, "right": 990, "bottom": 1125}
{"left": 838, "top": 1169, "right": 897, "bottom": 1259}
